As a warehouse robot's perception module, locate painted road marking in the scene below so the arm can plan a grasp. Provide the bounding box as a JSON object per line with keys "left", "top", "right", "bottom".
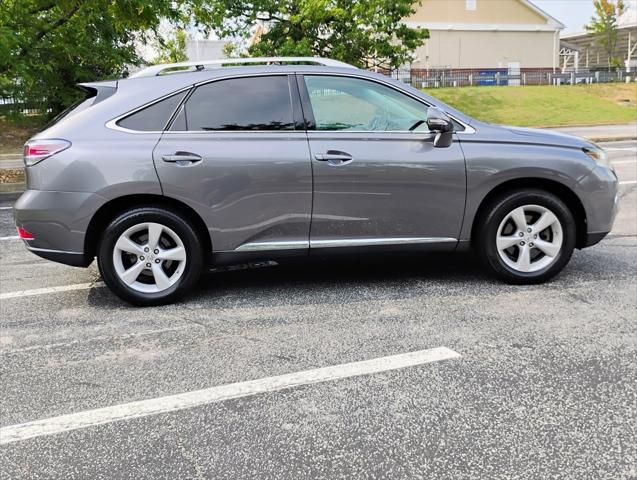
{"left": 0, "top": 282, "right": 106, "bottom": 300}
{"left": 0, "top": 235, "right": 19, "bottom": 241}
{"left": 0, "top": 347, "right": 461, "bottom": 445}
{"left": 612, "top": 159, "right": 637, "bottom": 165}
{"left": 619, "top": 180, "right": 637, "bottom": 185}
{"left": 0, "top": 206, "right": 13, "bottom": 210}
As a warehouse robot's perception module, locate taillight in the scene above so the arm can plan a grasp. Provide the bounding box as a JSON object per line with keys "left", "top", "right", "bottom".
{"left": 17, "top": 227, "right": 35, "bottom": 240}
{"left": 23, "top": 139, "right": 71, "bottom": 167}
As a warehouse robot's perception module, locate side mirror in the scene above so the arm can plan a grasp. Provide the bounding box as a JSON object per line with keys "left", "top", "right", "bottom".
{"left": 426, "top": 107, "right": 454, "bottom": 148}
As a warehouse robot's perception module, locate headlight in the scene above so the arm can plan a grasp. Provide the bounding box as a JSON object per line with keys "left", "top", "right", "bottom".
{"left": 583, "top": 146, "right": 610, "bottom": 169}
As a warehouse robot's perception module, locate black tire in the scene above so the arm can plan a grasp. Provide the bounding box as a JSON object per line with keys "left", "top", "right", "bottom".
{"left": 97, "top": 207, "right": 204, "bottom": 306}
{"left": 476, "top": 189, "right": 576, "bottom": 284}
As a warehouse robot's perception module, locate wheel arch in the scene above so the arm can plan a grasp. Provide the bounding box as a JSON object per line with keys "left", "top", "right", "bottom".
{"left": 470, "top": 177, "right": 588, "bottom": 249}
{"left": 84, "top": 194, "right": 212, "bottom": 261}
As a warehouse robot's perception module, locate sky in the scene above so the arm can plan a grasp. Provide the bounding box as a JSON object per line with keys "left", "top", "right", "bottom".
{"left": 533, "top": 0, "right": 593, "bottom": 33}
{"left": 533, "top": 0, "right": 634, "bottom": 34}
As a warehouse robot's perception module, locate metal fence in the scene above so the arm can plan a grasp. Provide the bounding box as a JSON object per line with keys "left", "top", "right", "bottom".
{"left": 0, "top": 96, "right": 49, "bottom": 116}
{"left": 1, "top": 67, "right": 636, "bottom": 116}
{"left": 390, "top": 67, "right": 637, "bottom": 88}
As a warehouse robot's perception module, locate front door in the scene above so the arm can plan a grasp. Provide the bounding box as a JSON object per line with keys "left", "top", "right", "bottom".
{"left": 299, "top": 74, "right": 466, "bottom": 251}
{"left": 153, "top": 74, "right": 312, "bottom": 253}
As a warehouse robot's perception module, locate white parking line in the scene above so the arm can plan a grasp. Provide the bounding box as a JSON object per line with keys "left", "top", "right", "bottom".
{"left": 619, "top": 180, "right": 637, "bottom": 185}
{"left": 0, "top": 282, "right": 106, "bottom": 300}
{"left": 0, "top": 235, "right": 19, "bottom": 241}
{"left": 612, "top": 160, "right": 637, "bottom": 165}
{"left": 0, "top": 206, "right": 13, "bottom": 210}
{"left": 0, "top": 346, "right": 460, "bottom": 445}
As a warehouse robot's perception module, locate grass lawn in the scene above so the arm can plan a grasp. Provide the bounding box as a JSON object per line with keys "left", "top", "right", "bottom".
{"left": 424, "top": 83, "right": 637, "bottom": 128}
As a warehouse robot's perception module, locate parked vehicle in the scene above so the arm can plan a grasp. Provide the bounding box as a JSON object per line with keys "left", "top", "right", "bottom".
{"left": 14, "top": 57, "right": 619, "bottom": 305}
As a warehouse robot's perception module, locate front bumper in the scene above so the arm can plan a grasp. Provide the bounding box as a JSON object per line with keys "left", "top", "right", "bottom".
{"left": 578, "top": 165, "right": 619, "bottom": 244}
{"left": 13, "top": 190, "right": 105, "bottom": 267}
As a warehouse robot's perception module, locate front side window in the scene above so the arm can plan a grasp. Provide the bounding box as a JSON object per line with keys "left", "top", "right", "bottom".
{"left": 171, "top": 75, "right": 294, "bottom": 131}
{"left": 303, "top": 75, "right": 429, "bottom": 132}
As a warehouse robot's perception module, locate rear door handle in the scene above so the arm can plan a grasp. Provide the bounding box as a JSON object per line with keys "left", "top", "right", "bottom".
{"left": 314, "top": 151, "right": 353, "bottom": 165}
{"left": 162, "top": 152, "right": 203, "bottom": 164}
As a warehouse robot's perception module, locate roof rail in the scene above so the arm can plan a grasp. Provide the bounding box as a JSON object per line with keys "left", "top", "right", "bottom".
{"left": 129, "top": 57, "right": 357, "bottom": 78}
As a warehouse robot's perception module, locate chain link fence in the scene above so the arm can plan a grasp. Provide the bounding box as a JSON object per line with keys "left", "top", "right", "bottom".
{"left": 389, "top": 67, "right": 637, "bottom": 89}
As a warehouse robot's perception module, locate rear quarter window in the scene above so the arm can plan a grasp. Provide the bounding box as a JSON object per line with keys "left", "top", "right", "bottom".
{"left": 117, "top": 90, "right": 188, "bottom": 131}
{"left": 170, "top": 76, "right": 294, "bottom": 131}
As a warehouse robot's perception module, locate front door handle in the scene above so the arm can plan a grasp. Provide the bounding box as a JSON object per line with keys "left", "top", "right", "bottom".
{"left": 162, "top": 152, "right": 203, "bottom": 164}
{"left": 314, "top": 151, "right": 353, "bottom": 165}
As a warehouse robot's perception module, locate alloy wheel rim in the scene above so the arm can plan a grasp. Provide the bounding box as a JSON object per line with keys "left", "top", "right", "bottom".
{"left": 112, "top": 222, "right": 187, "bottom": 293}
{"left": 496, "top": 204, "right": 563, "bottom": 273}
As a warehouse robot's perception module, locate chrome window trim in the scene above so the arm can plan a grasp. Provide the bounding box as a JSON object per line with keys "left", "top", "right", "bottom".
{"left": 233, "top": 237, "right": 458, "bottom": 252}
{"left": 106, "top": 71, "right": 476, "bottom": 135}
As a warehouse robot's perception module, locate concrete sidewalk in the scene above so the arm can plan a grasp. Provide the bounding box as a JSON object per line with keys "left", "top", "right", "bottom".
{"left": 549, "top": 123, "right": 637, "bottom": 143}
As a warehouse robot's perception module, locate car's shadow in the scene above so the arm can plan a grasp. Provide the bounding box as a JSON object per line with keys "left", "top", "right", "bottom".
{"left": 86, "top": 251, "right": 489, "bottom": 308}
{"left": 85, "top": 243, "right": 634, "bottom": 308}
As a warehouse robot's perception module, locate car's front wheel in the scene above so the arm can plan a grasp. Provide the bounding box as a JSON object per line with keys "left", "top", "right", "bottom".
{"left": 98, "top": 207, "right": 204, "bottom": 306}
{"left": 477, "top": 189, "right": 576, "bottom": 284}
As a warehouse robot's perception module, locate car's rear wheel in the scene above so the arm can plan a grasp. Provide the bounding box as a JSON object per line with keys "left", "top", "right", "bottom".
{"left": 477, "top": 189, "right": 576, "bottom": 284}
{"left": 98, "top": 207, "right": 203, "bottom": 306}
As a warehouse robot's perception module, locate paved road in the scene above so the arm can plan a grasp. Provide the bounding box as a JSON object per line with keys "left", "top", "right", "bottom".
{"left": 0, "top": 141, "right": 635, "bottom": 479}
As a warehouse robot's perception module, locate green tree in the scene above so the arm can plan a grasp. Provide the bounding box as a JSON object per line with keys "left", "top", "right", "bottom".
{"left": 0, "top": 0, "right": 196, "bottom": 115}
{"left": 151, "top": 29, "right": 188, "bottom": 65}
{"left": 204, "top": 0, "right": 429, "bottom": 70}
{"left": 587, "top": 0, "right": 626, "bottom": 70}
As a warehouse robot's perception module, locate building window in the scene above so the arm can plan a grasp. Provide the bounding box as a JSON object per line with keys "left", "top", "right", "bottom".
{"left": 466, "top": 0, "right": 476, "bottom": 10}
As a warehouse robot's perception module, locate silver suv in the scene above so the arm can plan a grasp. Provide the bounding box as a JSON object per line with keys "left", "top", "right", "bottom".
{"left": 14, "top": 57, "right": 618, "bottom": 305}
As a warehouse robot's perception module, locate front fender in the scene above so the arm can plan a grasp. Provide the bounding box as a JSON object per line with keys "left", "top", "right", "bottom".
{"left": 459, "top": 141, "right": 595, "bottom": 242}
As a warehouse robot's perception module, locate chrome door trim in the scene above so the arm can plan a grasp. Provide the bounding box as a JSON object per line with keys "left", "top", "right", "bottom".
{"left": 310, "top": 237, "right": 458, "bottom": 248}
{"left": 234, "top": 240, "right": 309, "bottom": 252}
{"left": 233, "top": 237, "right": 457, "bottom": 251}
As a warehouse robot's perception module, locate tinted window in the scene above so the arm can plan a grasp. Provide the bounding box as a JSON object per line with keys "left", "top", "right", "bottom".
{"left": 171, "top": 76, "right": 294, "bottom": 131}
{"left": 118, "top": 91, "right": 187, "bottom": 131}
{"left": 304, "top": 76, "right": 429, "bottom": 132}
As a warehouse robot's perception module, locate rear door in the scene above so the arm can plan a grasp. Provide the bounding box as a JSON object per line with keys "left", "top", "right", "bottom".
{"left": 299, "top": 74, "right": 466, "bottom": 250}
{"left": 152, "top": 74, "right": 313, "bottom": 253}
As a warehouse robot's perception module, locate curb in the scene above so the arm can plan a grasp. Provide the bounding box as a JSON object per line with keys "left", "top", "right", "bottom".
{"left": 0, "top": 182, "right": 25, "bottom": 194}
{"left": 585, "top": 135, "right": 637, "bottom": 143}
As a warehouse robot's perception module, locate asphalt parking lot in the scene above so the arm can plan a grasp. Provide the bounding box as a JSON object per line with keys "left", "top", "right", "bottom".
{"left": 0, "top": 141, "right": 635, "bottom": 479}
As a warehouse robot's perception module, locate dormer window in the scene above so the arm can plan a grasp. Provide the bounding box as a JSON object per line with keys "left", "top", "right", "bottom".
{"left": 466, "top": 0, "right": 477, "bottom": 10}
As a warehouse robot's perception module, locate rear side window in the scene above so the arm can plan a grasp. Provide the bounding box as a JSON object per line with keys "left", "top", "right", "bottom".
{"left": 170, "top": 76, "right": 294, "bottom": 131}
{"left": 117, "top": 90, "right": 187, "bottom": 131}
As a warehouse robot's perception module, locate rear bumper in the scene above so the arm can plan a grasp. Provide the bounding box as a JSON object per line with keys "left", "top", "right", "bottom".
{"left": 25, "top": 245, "right": 92, "bottom": 267}
{"left": 13, "top": 189, "right": 104, "bottom": 267}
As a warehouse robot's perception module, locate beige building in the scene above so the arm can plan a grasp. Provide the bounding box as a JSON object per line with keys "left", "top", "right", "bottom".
{"left": 404, "top": 0, "right": 565, "bottom": 70}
